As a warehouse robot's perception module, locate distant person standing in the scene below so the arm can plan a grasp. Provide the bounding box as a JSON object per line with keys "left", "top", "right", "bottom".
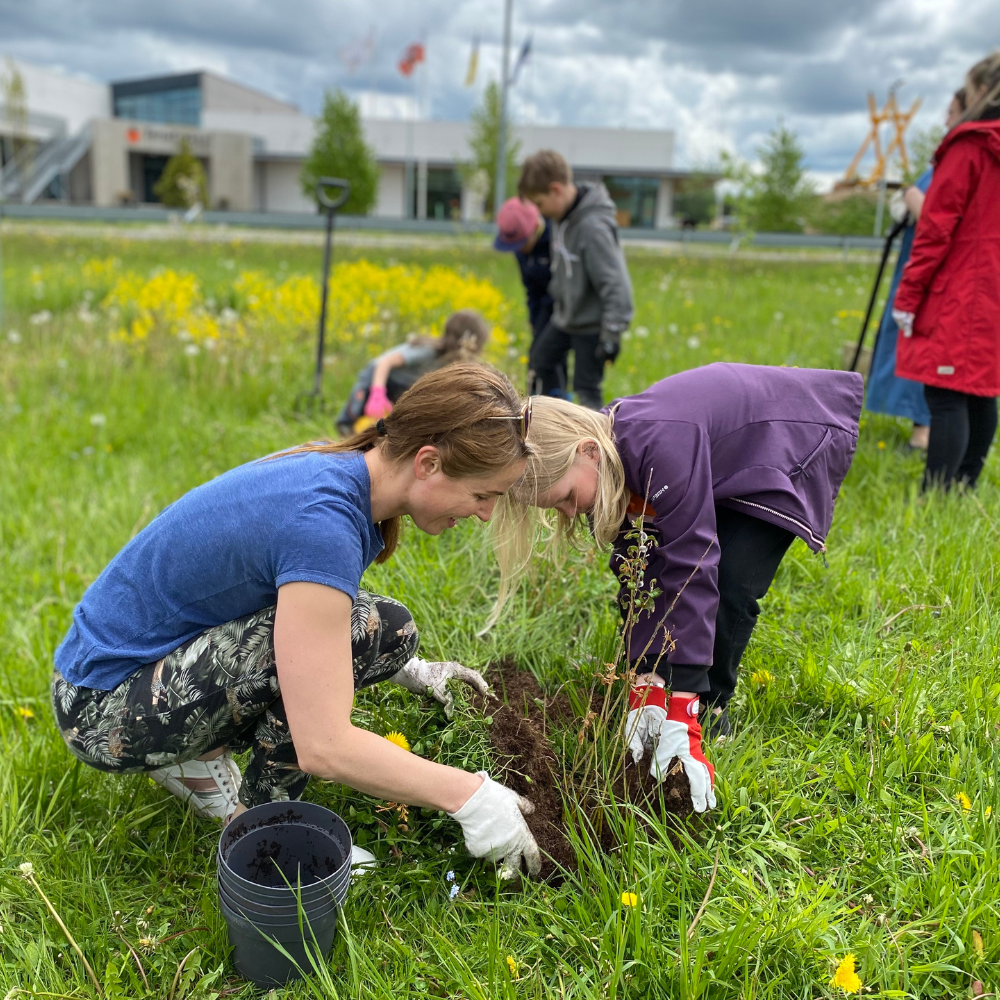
{"left": 866, "top": 89, "right": 967, "bottom": 450}
{"left": 894, "top": 52, "right": 1000, "bottom": 490}
{"left": 493, "top": 197, "right": 567, "bottom": 395}
{"left": 518, "top": 150, "right": 633, "bottom": 410}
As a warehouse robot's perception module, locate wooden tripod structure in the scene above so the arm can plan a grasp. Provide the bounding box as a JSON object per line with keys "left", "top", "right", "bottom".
{"left": 843, "top": 90, "right": 922, "bottom": 186}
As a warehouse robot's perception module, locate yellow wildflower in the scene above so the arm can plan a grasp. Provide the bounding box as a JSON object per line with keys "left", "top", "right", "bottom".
{"left": 830, "top": 953, "right": 861, "bottom": 993}
{"left": 621, "top": 891, "right": 639, "bottom": 908}
{"left": 750, "top": 669, "right": 775, "bottom": 685}
{"left": 384, "top": 731, "right": 410, "bottom": 752}
{"left": 17, "top": 706, "right": 35, "bottom": 720}
{"left": 957, "top": 792, "right": 972, "bottom": 813}
{"left": 986, "top": 806, "right": 992, "bottom": 818}
{"left": 506, "top": 955, "right": 519, "bottom": 977}
{"left": 877, "top": 441, "right": 886, "bottom": 450}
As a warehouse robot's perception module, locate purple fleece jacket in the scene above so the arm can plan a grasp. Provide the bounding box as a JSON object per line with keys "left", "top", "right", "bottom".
{"left": 606, "top": 363, "right": 862, "bottom": 669}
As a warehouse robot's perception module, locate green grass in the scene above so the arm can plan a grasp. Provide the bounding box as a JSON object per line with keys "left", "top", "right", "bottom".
{"left": 1, "top": 225, "right": 997, "bottom": 998}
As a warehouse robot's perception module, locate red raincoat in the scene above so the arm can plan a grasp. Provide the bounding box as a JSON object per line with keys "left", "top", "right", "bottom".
{"left": 895, "top": 118, "right": 1000, "bottom": 396}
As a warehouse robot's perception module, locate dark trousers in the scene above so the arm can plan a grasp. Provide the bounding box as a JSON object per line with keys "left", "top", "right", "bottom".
{"left": 923, "top": 385, "right": 997, "bottom": 491}
{"left": 641, "top": 506, "right": 794, "bottom": 708}
{"left": 528, "top": 322, "right": 605, "bottom": 410}
{"left": 51, "top": 591, "right": 419, "bottom": 807}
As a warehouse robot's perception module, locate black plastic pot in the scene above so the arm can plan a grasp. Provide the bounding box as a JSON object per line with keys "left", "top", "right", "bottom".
{"left": 218, "top": 877, "right": 340, "bottom": 923}
{"left": 220, "top": 894, "right": 338, "bottom": 988}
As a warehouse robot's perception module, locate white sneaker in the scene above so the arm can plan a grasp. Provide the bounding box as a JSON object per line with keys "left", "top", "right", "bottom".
{"left": 149, "top": 755, "right": 242, "bottom": 820}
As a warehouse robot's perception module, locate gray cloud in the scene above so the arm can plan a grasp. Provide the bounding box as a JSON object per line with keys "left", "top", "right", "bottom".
{"left": 1, "top": 0, "right": 997, "bottom": 182}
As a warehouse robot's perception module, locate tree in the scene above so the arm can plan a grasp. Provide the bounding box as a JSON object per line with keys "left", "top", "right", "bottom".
{"left": 1, "top": 59, "right": 30, "bottom": 162}
{"left": 464, "top": 80, "right": 521, "bottom": 218}
{"left": 300, "top": 90, "right": 378, "bottom": 215}
{"left": 904, "top": 125, "right": 945, "bottom": 185}
{"left": 723, "top": 121, "right": 815, "bottom": 232}
{"left": 153, "top": 138, "right": 208, "bottom": 208}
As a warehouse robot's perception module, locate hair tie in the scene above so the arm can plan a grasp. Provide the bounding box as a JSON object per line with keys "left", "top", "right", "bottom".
{"left": 376, "top": 418, "right": 388, "bottom": 437}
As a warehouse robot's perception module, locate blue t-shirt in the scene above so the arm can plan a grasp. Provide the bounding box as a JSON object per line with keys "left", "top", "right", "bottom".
{"left": 55, "top": 451, "right": 383, "bottom": 690}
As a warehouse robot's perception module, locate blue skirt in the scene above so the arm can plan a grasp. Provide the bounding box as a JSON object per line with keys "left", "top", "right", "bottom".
{"left": 864, "top": 227, "right": 931, "bottom": 425}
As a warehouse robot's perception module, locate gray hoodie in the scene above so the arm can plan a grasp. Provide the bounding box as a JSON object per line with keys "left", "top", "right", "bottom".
{"left": 549, "top": 183, "right": 634, "bottom": 346}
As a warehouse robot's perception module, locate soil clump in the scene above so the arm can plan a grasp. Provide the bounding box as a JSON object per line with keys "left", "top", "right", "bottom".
{"left": 477, "top": 659, "right": 695, "bottom": 881}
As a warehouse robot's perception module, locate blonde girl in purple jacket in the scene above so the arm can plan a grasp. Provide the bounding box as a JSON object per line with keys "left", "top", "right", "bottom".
{"left": 493, "top": 363, "right": 862, "bottom": 814}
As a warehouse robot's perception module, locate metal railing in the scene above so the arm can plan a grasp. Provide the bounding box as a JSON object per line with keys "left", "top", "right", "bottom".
{"left": 0, "top": 201, "right": 889, "bottom": 252}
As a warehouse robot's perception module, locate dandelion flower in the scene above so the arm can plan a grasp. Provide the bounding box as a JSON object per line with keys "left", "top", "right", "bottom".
{"left": 830, "top": 953, "right": 861, "bottom": 993}
{"left": 877, "top": 441, "right": 886, "bottom": 450}
{"left": 985, "top": 806, "right": 992, "bottom": 818}
{"left": 89, "top": 413, "right": 107, "bottom": 427}
{"left": 18, "top": 862, "right": 34, "bottom": 877}
{"left": 506, "top": 955, "right": 519, "bottom": 977}
{"left": 957, "top": 792, "right": 972, "bottom": 813}
{"left": 750, "top": 669, "right": 775, "bottom": 685}
{"left": 384, "top": 731, "right": 410, "bottom": 752}
{"left": 16, "top": 706, "right": 35, "bottom": 720}
{"left": 621, "top": 891, "right": 639, "bottom": 908}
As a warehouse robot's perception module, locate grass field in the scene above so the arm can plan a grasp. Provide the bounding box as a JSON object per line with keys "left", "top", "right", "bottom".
{"left": 1, "top": 225, "right": 998, "bottom": 999}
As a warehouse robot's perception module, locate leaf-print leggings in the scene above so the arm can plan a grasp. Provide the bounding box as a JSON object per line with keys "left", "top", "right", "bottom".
{"left": 51, "top": 591, "right": 419, "bottom": 808}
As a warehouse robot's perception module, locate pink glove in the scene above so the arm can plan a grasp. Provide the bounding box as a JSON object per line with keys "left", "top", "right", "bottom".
{"left": 625, "top": 686, "right": 716, "bottom": 812}
{"left": 364, "top": 385, "right": 393, "bottom": 418}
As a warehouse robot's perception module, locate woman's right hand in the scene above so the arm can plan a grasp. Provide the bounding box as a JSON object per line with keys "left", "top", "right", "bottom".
{"left": 364, "top": 385, "right": 393, "bottom": 418}
{"left": 448, "top": 773, "right": 541, "bottom": 877}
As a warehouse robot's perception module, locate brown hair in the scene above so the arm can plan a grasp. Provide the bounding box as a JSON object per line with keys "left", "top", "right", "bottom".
{"left": 518, "top": 150, "right": 573, "bottom": 197}
{"left": 280, "top": 363, "right": 529, "bottom": 563}
{"left": 409, "top": 309, "right": 491, "bottom": 367}
{"left": 961, "top": 51, "right": 1000, "bottom": 123}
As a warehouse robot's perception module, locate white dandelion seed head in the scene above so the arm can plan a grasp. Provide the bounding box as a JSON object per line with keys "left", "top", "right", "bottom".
{"left": 686, "top": 336, "right": 701, "bottom": 349}
{"left": 18, "top": 861, "right": 34, "bottom": 876}
{"left": 6, "top": 330, "right": 22, "bottom": 344}
{"left": 89, "top": 413, "right": 107, "bottom": 427}
{"left": 184, "top": 344, "right": 200, "bottom": 357}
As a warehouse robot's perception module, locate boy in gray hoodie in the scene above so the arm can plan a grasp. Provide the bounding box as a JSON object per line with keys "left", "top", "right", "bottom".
{"left": 519, "top": 150, "right": 634, "bottom": 409}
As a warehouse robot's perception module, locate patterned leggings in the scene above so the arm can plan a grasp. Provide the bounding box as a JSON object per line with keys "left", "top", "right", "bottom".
{"left": 51, "top": 591, "right": 419, "bottom": 807}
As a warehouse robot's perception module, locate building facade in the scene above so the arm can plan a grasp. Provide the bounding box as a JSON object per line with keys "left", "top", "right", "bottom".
{"left": 1, "top": 59, "right": 697, "bottom": 228}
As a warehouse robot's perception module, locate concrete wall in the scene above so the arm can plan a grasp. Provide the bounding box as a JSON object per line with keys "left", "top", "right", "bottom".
{"left": 4, "top": 57, "right": 110, "bottom": 137}
{"left": 200, "top": 73, "right": 298, "bottom": 115}
{"left": 373, "top": 162, "right": 405, "bottom": 218}
{"left": 656, "top": 177, "right": 675, "bottom": 228}
{"left": 90, "top": 118, "right": 252, "bottom": 209}
{"left": 261, "top": 160, "right": 313, "bottom": 213}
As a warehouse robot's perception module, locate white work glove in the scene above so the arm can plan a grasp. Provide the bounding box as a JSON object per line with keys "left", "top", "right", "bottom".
{"left": 625, "top": 685, "right": 717, "bottom": 813}
{"left": 448, "top": 772, "right": 541, "bottom": 878}
{"left": 892, "top": 309, "right": 915, "bottom": 338}
{"left": 391, "top": 656, "right": 489, "bottom": 719}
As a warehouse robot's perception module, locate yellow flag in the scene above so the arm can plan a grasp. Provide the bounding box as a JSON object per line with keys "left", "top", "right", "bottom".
{"left": 464, "top": 37, "right": 479, "bottom": 86}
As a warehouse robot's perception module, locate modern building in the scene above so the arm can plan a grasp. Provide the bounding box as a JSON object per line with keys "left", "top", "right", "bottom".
{"left": 1, "top": 58, "right": 705, "bottom": 228}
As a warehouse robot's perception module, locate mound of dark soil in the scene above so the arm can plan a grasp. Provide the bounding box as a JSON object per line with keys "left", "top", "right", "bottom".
{"left": 477, "top": 659, "right": 696, "bottom": 881}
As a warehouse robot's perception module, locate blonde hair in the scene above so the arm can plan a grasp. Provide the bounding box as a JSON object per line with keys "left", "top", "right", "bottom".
{"left": 961, "top": 51, "right": 1000, "bottom": 123}
{"left": 488, "top": 395, "right": 628, "bottom": 625}
{"left": 280, "top": 363, "right": 530, "bottom": 564}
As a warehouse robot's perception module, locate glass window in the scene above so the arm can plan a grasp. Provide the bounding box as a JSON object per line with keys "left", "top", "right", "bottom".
{"left": 425, "top": 168, "right": 463, "bottom": 221}
{"left": 114, "top": 88, "right": 201, "bottom": 126}
{"left": 603, "top": 175, "right": 659, "bottom": 229}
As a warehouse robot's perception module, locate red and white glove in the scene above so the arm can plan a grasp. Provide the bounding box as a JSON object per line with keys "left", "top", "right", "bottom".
{"left": 364, "top": 384, "right": 393, "bottom": 418}
{"left": 625, "top": 686, "right": 716, "bottom": 812}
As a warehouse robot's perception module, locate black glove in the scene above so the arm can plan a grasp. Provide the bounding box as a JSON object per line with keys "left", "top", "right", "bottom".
{"left": 596, "top": 336, "right": 621, "bottom": 364}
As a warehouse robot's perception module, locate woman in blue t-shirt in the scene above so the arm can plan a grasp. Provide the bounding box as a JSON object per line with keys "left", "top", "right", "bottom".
{"left": 51, "top": 363, "right": 542, "bottom": 877}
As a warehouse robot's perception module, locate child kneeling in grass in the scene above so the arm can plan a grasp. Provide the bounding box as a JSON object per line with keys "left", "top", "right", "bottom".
{"left": 336, "top": 309, "right": 491, "bottom": 434}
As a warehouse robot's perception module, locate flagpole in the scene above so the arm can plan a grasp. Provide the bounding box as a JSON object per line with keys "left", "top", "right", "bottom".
{"left": 494, "top": 0, "right": 513, "bottom": 218}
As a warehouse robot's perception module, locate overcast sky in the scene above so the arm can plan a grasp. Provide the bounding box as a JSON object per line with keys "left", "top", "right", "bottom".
{"left": 3, "top": 0, "right": 998, "bottom": 188}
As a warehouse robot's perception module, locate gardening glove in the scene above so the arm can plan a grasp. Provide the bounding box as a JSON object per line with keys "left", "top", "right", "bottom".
{"left": 448, "top": 772, "right": 541, "bottom": 878}
{"left": 892, "top": 309, "right": 915, "bottom": 338}
{"left": 625, "top": 685, "right": 716, "bottom": 813}
{"left": 390, "top": 656, "right": 489, "bottom": 719}
{"left": 364, "top": 385, "right": 393, "bottom": 418}
{"left": 596, "top": 331, "right": 621, "bottom": 364}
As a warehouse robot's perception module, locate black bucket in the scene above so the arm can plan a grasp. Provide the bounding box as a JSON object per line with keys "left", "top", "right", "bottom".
{"left": 217, "top": 801, "right": 352, "bottom": 986}
{"left": 218, "top": 877, "right": 340, "bottom": 924}
{"left": 220, "top": 895, "right": 338, "bottom": 988}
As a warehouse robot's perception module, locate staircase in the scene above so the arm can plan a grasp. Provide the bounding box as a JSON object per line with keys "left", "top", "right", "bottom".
{"left": 1, "top": 123, "right": 92, "bottom": 204}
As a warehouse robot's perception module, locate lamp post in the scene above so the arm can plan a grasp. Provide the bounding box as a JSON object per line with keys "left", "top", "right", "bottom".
{"left": 493, "top": 0, "right": 514, "bottom": 219}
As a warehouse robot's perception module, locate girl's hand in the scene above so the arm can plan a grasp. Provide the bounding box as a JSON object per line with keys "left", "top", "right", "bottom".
{"left": 364, "top": 385, "right": 393, "bottom": 418}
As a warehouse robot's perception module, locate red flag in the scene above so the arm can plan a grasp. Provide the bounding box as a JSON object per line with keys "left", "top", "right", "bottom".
{"left": 398, "top": 42, "right": 425, "bottom": 76}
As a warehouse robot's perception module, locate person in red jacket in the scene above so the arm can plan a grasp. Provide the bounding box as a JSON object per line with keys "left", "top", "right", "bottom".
{"left": 894, "top": 51, "right": 1000, "bottom": 491}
